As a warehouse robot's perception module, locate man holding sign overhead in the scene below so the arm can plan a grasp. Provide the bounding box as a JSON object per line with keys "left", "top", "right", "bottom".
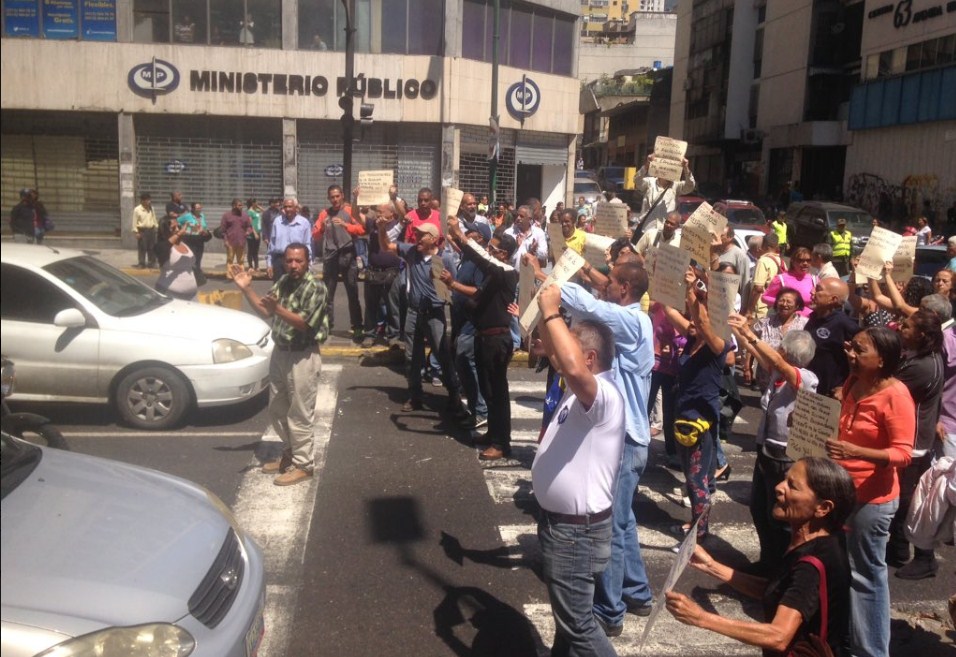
{"left": 634, "top": 151, "right": 696, "bottom": 236}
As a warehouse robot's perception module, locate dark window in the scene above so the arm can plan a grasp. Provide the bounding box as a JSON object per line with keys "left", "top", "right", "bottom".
{"left": 134, "top": 0, "right": 280, "bottom": 46}
{"left": 0, "top": 265, "right": 76, "bottom": 324}
{"left": 298, "top": 0, "right": 340, "bottom": 51}
{"left": 552, "top": 15, "right": 575, "bottom": 75}
{"left": 509, "top": 8, "right": 532, "bottom": 69}
{"left": 531, "top": 12, "right": 553, "bottom": 73}
{"left": 463, "top": 0, "right": 486, "bottom": 60}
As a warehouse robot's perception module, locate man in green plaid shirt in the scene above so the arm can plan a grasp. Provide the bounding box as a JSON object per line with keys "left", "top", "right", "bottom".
{"left": 232, "top": 240, "right": 329, "bottom": 486}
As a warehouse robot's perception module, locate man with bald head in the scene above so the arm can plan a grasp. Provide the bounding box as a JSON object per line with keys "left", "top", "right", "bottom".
{"left": 804, "top": 277, "right": 860, "bottom": 397}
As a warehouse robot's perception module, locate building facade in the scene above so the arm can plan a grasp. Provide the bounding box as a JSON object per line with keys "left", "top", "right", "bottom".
{"left": 1, "top": 0, "right": 582, "bottom": 245}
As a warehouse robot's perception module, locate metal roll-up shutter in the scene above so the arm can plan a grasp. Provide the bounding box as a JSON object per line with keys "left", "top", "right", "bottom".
{"left": 514, "top": 144, "right": 568, "bottom": 166}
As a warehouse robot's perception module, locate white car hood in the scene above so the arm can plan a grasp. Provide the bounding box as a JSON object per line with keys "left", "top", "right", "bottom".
{"left": 101, "top": 298, "right": 270, "bottom": 345}
{"left": 1, "top": 446, "right": 235, "bottom": 638}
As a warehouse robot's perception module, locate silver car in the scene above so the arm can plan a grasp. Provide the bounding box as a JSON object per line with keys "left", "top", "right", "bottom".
{"left": 0, "top": 433, "right": 265, "bottom": 657}
{"left": 0, "top": 244, "right": 272, "bottom": 430}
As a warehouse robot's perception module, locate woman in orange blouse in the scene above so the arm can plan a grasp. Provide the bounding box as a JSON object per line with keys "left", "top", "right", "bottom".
{"left": 825, "top": 326, "right": 915, "bottom": 657}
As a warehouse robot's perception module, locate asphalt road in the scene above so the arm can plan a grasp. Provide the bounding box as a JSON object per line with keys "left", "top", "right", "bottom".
{"left": 11, "top": 286, "right": 955, "bottom": 657}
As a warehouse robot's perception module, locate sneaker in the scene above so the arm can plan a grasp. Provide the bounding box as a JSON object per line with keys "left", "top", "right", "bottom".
{"left": 473, "top": 415, "right": 488, "bottom": 428}
{"left": 273, "top": 467, "right": 312, "bottom": 486}
{"left": 623, "top": 596, "right": 653, "bottom": 617}
{"left": 432, "top": 376, "right": 443, "bottom": 388}
{"left": 351, "top": 329, "right": 364, "bottom": 344}
{"left": 594, "top": 615, "right": 623, "bottom": 638}
{"left": 895, "top": 557, "right": 938, "bottom": 580}
{"left": 261, "top": 450, "right": 292, "bottom": 474}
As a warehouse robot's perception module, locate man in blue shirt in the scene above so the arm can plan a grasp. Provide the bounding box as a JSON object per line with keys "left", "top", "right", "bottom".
{"left": 527, "top": 256, "right": 656, "bottom": 635}
{"left": 268, "top": 198, "right": 313, "bottom": 281}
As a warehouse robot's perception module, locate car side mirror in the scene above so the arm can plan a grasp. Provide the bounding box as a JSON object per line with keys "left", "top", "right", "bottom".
{"left": 53, "top": 308, "right": 86, "bottom": 328}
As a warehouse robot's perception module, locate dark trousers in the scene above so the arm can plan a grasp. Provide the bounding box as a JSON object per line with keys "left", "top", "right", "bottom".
{"left": 476, "top": 331, "right": 514, "bottom": 451}
{"left": 888, "top": 452, "right": 935, "bottom": 562}
{"left": 648, "top": 371, "right": 677, "bottom": 459}
{"left": 363, "top": 268, "right": 400, "bottom": 335}
{"left": 138, "top": 227, "right": 158, "bottom": 266}
{"left": 834, "top": 257, "right": 851, "bottom": 277}
{"left": 246, "top": 234, "right": 261, "bottom": 269}
{"left": 323, "top": 250, "right": 363, "bottom": 331}
{"left": 751, "top": 445, "right": 793, "bottom": 566}
{"left": 405, "top": 305, "right": 461, "bottom": 403}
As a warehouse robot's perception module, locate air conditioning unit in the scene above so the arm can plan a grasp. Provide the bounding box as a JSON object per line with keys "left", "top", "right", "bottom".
{"left": 741, "top": 128, "right": 762, "bottom": 144}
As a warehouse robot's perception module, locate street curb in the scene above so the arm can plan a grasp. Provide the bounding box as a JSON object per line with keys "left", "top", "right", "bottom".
{"left": 320, "top": 344, "right": 532, "bottom": 366}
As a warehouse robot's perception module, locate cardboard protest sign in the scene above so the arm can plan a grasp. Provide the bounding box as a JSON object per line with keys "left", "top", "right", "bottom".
{"left": 431, "top": 257, "right": 451, "bottom": 303}
{"left": 518, "top": 258, "right": 537, "bottom": 317}
{"left": 707, "top": 271, "right": 740, "bottom": 338}
{"left": 647, "top": 136, "right": 688, "bottom": 183}
{"left": 519, "top": 248, "right": 585, "bottom": 336}
{"left": 547, "top": 222, "right": 567, "bottom": 262}
{"left": 441, "top": 187, "right": 465, "bottom": 228}
{"left": 593, "top": 202, "right": 629, "bottom": 238}
{"left": 638, "top": 505, "right": 711, "bottom": 654}
{"left": 856, "top": 226, "right": 903, "bottom": 281}
{"left": 357, "top": 170, "right": 393, "bottom": 206}
{"left": 679, "top": 202, "right": 726, "bottom": 266}
{"left": 891, "top": 235, "right": 917, "bottom": 284}
{"left": 582, "top": 233, "right": 615, "bottom": 269}
{"left": 785, "top": 389, "right": 842, "bottom": 461}
{"left": 649, "top": 244, "right": 692, "bottom": 310}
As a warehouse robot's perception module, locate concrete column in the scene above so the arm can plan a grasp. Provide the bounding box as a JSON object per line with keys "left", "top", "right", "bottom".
{"left": 283, "top": 0, "right": 298, "bottom": 50}
{"left": 444, "top": 0, "right": 462, "bottom": 58}
{"left": 118, "top": 113, "right": 137, "bottom": 249}
{"left": 283, "top": 119, "right": 298, "bottom": 199}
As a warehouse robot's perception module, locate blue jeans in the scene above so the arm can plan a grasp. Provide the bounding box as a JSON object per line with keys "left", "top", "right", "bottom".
{"left": 677, "top": 422, "right": 717, "bottom": 537}
{"left": 594, "top": 439, "right": 651, "bottom": 626}
{"left": 538, "top": 514, "right": 616, "bottom": 657}
{"left": 846, "top": 498, "right": 897, "bottom": 657}
{"left": 454, "top": 332, "right": 487, "bottom": 417}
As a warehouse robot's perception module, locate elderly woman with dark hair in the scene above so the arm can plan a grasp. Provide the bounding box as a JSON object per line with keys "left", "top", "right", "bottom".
{"left": 666, "top": 457, "right": 855, "bottom": 657}
{"left": 730, "top": 316, "right": 819, "bottom": 570}
{"left": 887, "top": 309, "right": 944, "bottom": 580}
{"left": 751, "top": 287, "right": 808, "bottom": 388}
{"left": 825, "top": 327, "right": 915, "bottom": 657}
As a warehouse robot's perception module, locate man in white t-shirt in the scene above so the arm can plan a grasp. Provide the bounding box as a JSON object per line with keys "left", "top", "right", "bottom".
{"left": 532, "top": 284, "right": 626, "bottom": 656}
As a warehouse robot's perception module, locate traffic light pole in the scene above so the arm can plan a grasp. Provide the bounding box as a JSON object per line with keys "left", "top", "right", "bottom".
{"left": 341, "top": 0, "right": 356, "bottom": 196}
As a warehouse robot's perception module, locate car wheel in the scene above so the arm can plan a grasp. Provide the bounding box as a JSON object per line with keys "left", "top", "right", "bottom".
{"left": 115, "top": 367, "right": 191, "bottom": 430}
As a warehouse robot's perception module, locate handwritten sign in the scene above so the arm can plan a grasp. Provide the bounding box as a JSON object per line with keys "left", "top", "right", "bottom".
{"left": 441, "top": 187, "right": 464, "bottom": 228}
{"left": 707, "top": 271, "right": 740, "bottom": 339}
{"left": 891, "top": 235, "right": 917, "bottom": 284}
{"left": 519, "top": 248, "right": 586, "bottom": 336}
{"left": 593, "top": 202, "right": 629, "bottom": 238}
{"left": 547, "top": 222, "right": 567, "bottom": 262}
{"left": 582, "top": 233, "right": 615, "bottom": 269}
{"left": 357, "top": 170, "right": 393, "bottom": 206}
{"left": 518, "top": 259, "right": 536, "bottom": 317}
{"left": 649, "top": 244, "right": 691, "bottom": 310}
{"left": 679, "top": 202, "right": 726, "bottom": 266}
{"left": 639, "top": 505, "right": 711, "bottom": 654}
{"left": 647, "top": 136, "right": 688, "bottom": 183}
{"left": 856, "top": 226, "right": 903, "bottom": 280}
{"left": 431, "top": 257, "right": 451, "bottom": 303}
{"left": 786, "top": 389, "right": 842, "bottom": 461}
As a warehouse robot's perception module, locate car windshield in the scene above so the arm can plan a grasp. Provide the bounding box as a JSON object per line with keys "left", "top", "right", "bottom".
{"left": 44, "top": 256, "right": 171, "bottom": 317}
{"left": 727, "top": 208, "right": 764, "bottom": 225}
{"left": 830, "top": 211, "right": 872, "bottom": 231}
{"left": 574, "top": 181, "right": 602, "bottom": 194}
{"left": 679, "top": 200, "right": 703, "bottom": 215}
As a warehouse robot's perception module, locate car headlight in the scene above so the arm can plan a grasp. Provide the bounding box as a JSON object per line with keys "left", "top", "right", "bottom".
{"left": 36, "top": 623, "right": 195, "bottom": 657}
{"left": 212, "top": 339, "right": 253, "bottom": 363}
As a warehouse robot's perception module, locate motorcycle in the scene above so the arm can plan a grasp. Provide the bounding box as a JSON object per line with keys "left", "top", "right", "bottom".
{"left": 1, "top": 356, "right": 68, "bottom": 449}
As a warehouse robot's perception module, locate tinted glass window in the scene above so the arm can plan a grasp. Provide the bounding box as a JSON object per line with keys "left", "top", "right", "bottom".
{"left": 0, "top": 264, "right": 77, "bottom": 324}
{"left": 728, "top": 208, "right": 763, "bottom": 224}
{"left": 462, "top": 0, "right": 486, "bottom": 60}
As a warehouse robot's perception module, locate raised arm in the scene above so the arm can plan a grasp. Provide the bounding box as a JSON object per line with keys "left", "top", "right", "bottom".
{"left": 538, "top": 284, "right": 597, "bottom": 409}
{"left": 728, "top": 314, "right": 801, "bottom": 388}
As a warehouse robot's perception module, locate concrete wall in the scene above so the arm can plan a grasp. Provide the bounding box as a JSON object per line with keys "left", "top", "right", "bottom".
{"left": 578, "top": 13, "right": 677, "bottom": 82}
{"left": 723, "top": 0, "right": 758, "bottom": 139}
{"left": 861, "top": 0, "right": 956, "bottom": 56}
{"left": 757, "top": 0, "right": 813, "bottom": 130}
{"left": 0, "top": 40, "right": 579, "bottom": 136}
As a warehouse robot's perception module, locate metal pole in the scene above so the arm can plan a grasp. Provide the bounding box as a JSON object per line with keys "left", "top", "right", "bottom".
{"left": 341, "top": 0, "right": 356, "bottom": 196}
{"left": 489, "top": 0, "right": 500, "bottom": 204}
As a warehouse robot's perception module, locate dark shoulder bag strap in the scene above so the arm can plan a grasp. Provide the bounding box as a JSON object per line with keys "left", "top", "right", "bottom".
{"left": 797, "top": 555, "right": 828, "bottom": 643}
{"left": 630, "top": 188, "right": 668, "bottom": 245}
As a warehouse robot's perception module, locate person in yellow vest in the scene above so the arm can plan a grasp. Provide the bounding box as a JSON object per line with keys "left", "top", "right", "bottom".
{"left": 829, "top": 217, "right": 852, "bottom": 277}
{"left": 771, "top": 211, "right": 789, "bottom": 255}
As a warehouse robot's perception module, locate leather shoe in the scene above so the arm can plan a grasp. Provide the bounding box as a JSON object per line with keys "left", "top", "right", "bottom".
{"left": 274, "top": 467, "right": 312, "bottom": 486}
{"left": 623, "top": 596, "right": 653, "bottom": 617}
{"left": 478, "top": 446, "right": 511, "bottom": 461}
{"left": 715, "top": 464, "right": 732, "bottom": 481}
{"left": 261, "top": 450, "right": 292, "bottom": 474}
{"left": 402, "top": 398, "right": 423, "bottom": 412}
{"left": 594, "top": 615, "right": 623, "bottom": 638}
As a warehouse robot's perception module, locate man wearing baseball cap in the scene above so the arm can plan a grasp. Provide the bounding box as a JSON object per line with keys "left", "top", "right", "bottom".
{"left": 377, "top": 218, "right": 465, "bottom": 415}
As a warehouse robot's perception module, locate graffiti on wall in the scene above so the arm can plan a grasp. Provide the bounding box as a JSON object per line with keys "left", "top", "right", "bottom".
{"left": 846, "top": 172, "right": 955, "bottom": 225}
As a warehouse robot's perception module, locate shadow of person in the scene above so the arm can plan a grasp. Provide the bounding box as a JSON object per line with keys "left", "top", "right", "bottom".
{"left": 440, "top": 530, "right": 533, "bottom": 570}
{"left": 434, "top": 584, "right": 542, "bottom": 657}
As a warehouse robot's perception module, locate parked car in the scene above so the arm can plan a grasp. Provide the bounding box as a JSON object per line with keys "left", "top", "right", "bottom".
{"left": 713, "top": 200, "right": 769, "bottom": 233}
{"left": 574, "top": 169, "right": 598, "bottom": 182}
{"left": 788, "top": 201, "right": 875, "bottom": 253}
{"left": 677, "top": 195, "right": 707, "bottom": 223}
{"left": 915, "top": 244, "right": 948, "bottom": 279}
{"left": 0, "top": 244, "right": 273, "bottom": 430}
{"left": 0, "top": 432, "right": 265, "bottom": 657}
{"left": 597, "top": 166, "right": 627, "bottom": 193}
{"left": 573, "top": 177, "right": 606, "bottom": 205}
